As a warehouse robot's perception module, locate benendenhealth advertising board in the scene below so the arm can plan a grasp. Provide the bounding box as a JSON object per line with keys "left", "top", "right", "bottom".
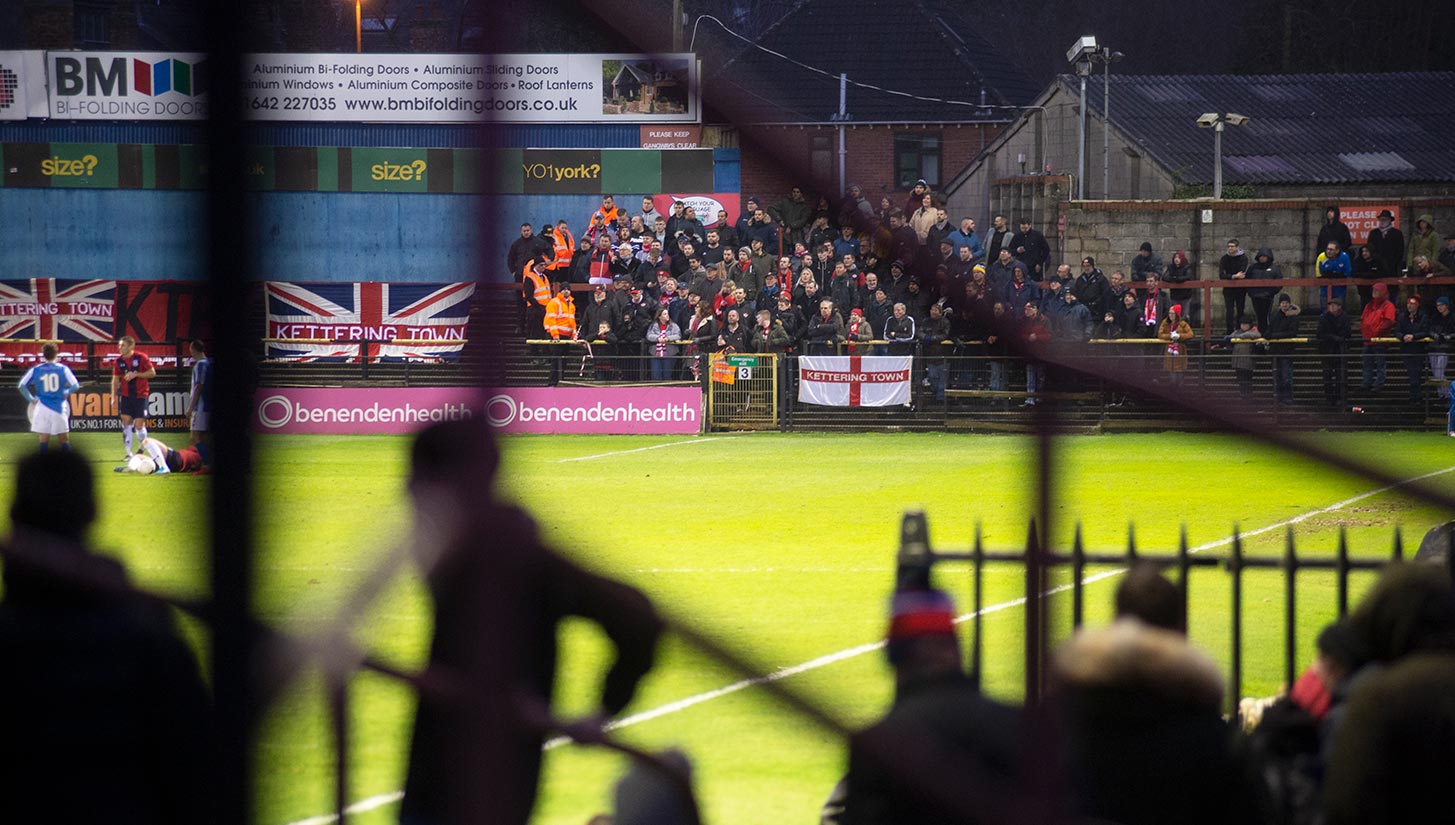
{"left": 30, "top": 51, "right": 698, "bottom": 123}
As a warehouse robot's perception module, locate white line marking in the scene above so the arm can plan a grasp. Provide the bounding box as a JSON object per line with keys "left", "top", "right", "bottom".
{"left": 282, "top": 463, "right": 1455, "bottom": 825}
{"left": 556, "top": 436, "right": 726, "bottom": 463}
{"left": 282, "top": 792, "right": 403, "bottom": 825}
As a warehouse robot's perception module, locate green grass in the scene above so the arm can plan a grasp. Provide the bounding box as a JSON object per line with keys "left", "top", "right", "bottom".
{"left": 1, "top": 430, "right": 1452, "bottom": 825}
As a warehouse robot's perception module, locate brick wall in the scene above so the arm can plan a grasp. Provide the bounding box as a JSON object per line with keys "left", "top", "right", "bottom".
{"left": 735, "top": 123, "right": 1002, "bottom": 209}
{"left": 24, "top": 7, "right": 72, "bottom": 47}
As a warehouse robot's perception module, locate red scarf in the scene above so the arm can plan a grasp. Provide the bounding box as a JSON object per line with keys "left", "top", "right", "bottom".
{"left": 847, "top": 317, "right": 864, "bottom": 353}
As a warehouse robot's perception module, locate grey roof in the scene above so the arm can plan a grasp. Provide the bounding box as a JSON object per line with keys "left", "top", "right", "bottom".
{"left": 1079, "top": 72, "right": 1455, "bottom": 184}
{"left": 711, "top": 0, "right": 1039, "bottom": 123}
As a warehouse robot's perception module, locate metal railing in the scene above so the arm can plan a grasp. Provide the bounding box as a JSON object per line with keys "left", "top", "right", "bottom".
{"left": 895, "top": 511, "right": 1455, "bottom": 712}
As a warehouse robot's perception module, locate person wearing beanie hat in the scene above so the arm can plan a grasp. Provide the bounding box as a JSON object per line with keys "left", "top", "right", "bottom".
{"left": 1265, "top": 291, "right": 1301, "bottom": 405}
{"left": 1395, "top": 294, "right": 1431, "bottom": 403}
{"left": 1158, "top": 303, "right": 1195, "bottom": 385}
{"left": 1247, "top": 247, "right": 1284, "bottom": 332}
{"left": 1131, "top": 241, "right": 1164, "bottom": 284}
{"left": 1317, "top": 296, "right": 1352, "bottom": 406}
{"left": 839, "top": 588, "right": 1021, "bottom": 823}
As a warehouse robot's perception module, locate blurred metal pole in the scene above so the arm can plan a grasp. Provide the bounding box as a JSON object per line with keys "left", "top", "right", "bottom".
{"left": 204, "top": 2, "right": 257, "bottom": 821}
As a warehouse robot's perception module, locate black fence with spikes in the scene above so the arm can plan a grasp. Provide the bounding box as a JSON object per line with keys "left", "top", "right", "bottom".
{"left": 894, "top": 511, "right": 1455, "bottom": 711}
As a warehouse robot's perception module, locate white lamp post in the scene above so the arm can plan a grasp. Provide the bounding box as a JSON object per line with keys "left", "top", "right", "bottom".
{"left": 1066, "top": 36, "right": 1098, "bottom": 200}
{"left": 1196, "top": 112, "right": 1250, "bottom": 199}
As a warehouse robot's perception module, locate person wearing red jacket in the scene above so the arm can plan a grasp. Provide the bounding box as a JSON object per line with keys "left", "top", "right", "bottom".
{"left": 1360, "top": 282, "right": 1397, "bottom": 392}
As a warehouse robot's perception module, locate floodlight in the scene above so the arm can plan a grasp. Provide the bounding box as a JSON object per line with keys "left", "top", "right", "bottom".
{"left": 1066, "top": 36, "right": 1098, "bottom": 64}
{"left": 1225, "top": 113, "right": 1250, "bottom": 127}
{"left": 1196, "top": 113, "right": 1219, "bottom": 128}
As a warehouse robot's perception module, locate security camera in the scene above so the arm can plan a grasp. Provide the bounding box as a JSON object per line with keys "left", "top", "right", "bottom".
{"left": 1196, "top": 112, "right": 1219, "bottom": 128}
{"left": 1225, "top": 113, "right": 1250, "bottom": 127}
{"left": 1066, "top": 35, "right": 1098, "bottom": 64}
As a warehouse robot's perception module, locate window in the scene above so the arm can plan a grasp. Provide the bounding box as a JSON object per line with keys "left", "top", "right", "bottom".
{"left": 895, "top": 133, "right": 941, "bottom": 188}
{"left": 75, "top": 3, "right": 111, "bottom": 48}
{"left": 810, "top": 134, "right": 832, "bottom": 186}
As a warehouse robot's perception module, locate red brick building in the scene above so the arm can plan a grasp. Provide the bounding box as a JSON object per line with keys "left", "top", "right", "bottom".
{"left": 700, "top": 0, "right": 1037, "bottom": 211}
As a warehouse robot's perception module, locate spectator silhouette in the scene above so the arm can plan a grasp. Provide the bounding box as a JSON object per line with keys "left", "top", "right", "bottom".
{"left": 1051, "top": 567, "right": 1260, "bottom": 825}
{"left": 1325, "top": 563, "right": 1455, "bottom": 825}
{"left": 841, "top": 588, "right": 1022, "bottom": 825}
{"left": 0, "top": 450, "right": 212, "bottom": 824}
{"left": 1114, "top": 562, "right": 1186, "bottom": 633}
{"left": 400, "top": 420, "right": 662, "bottom": 825}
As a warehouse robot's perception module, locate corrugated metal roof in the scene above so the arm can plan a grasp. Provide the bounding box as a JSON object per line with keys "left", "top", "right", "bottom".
{"left": 1078, "top": 71, "right": 1455, "bottom": 184}
{"left": 712, "top": 0, "right": 1037, "bottom": 124}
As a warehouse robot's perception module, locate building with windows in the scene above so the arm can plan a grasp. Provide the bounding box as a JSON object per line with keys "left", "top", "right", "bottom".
{"left": 945, "top": 71, "right": 1455, "bottom": 228}
{"left": 699, "top": 0, "right": 1037, "bottom": 208}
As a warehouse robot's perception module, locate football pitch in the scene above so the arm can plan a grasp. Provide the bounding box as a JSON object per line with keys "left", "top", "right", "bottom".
{"left": 1, "top": 429, "right": 1453, "bottom": 825}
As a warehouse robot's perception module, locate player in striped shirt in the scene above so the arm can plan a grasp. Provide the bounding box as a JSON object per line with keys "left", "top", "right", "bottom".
{"left": 16, "top": 343, "right": 80, "bottom": 453}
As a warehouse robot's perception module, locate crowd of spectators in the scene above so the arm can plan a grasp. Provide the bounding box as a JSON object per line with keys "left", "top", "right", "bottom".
{"left": 832, "top": 558, "right": 1455, "bottom": 825}
{"left": 509, "top": 191, "right": 1455, "bottom": 405}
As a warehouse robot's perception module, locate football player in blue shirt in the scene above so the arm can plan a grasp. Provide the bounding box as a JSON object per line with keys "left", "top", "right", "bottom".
{"left": 186, "top": 339, "right": 211, "bottom": 447}
{"left": 17, "top": 343, "right": 80, "bottom": 453}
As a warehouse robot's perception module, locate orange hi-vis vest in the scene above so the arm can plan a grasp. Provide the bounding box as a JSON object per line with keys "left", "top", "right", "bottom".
{"left": 595, "top": 205, "right": 622, "bottom": 227}
{"left": 522, "top": 261, "right": 551, "bottom": 307}
{"left": 549, "top": 228, "right": 575, "bottom": 271}
{"left": 544, "top": 293, "right": 577, "bottom": 339}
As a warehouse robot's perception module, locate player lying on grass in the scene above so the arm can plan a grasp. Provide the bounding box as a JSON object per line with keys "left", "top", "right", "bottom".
{"left": 113, "top": 436, "right": 210, "bottom": 475}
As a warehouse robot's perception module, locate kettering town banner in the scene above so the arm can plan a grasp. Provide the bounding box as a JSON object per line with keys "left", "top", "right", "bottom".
{"left": 34, "top": 51, "right": 698, "bottom": 123}
{"left": 0, "top": 279, "right": 209, "bottom": 343}
{"left": 251, "top": 386, "right": 701, "bottom": 435}
{"left": 0, "top": 279, "right": 116, "bottom": 341}
{"left": 264, "top": 281, "right": 475, "bottom": 362}
{"left": 798, "top": 356, "right": 912, "bottom": 407}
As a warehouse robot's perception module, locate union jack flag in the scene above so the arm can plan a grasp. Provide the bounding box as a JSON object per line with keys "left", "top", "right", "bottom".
{"left": 265, "top": 281, "right": 476, "bottom": 362}
{"left": 0, "top": 279, "right": 116, "bottom": 342}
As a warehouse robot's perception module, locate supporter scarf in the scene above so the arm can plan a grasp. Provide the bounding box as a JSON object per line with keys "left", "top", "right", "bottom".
{"left": 847, "top": 318, "right": 864, "bottom": 353}
{"left": 655, "top": 322, "right": 670, "bottom": 357}
{"left": 1144, "top": 292, "right": 1159, "bottom": 326}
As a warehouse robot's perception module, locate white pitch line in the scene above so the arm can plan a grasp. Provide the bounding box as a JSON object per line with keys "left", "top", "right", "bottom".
{"left": 556, "top": 436, "right": 726, "bottom": 463}
{"left": 282, "top": 792, "right": 403, "bottom": 825}
{"left": 281, "top": 463, "right": 1455, "bottom": 825}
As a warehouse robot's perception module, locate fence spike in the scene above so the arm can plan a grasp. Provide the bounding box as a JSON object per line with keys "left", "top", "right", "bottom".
{"left": 1337, "top": 526, "right": 1350, "bottom": 617}
{"left": 1072, "top": 523, "right": 1086, "bottom": 630}
{"left": 1177, "top": 524, "right": 1191, "bottom": 623}
{"left": 1394, "top": 525, "right": 1405, "bottom": 561}
{"left": 1284, "top": 525, "right": 1297, "bottom": 691}
{"left": 971, "top": 522, "right": 984, "bottom": 692}
{"left": 1126, "top": 522, "right": 1137, "bottom": 559}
